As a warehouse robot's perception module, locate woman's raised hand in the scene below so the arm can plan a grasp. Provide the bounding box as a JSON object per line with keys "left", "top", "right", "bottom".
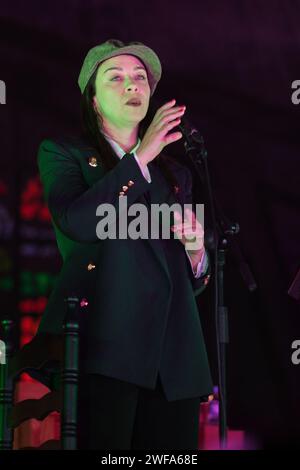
{"left": 136, "top": 99, "right": 185, "bottom": 165}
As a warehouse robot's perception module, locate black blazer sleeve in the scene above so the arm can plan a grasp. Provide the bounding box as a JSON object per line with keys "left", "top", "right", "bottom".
{"left": 38, "top": 138, "right": 151, "bottom": 243}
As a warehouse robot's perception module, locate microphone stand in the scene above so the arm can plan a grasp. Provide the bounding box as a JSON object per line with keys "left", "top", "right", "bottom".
{"left": 179, "top": 123, "right": 240, "bottom": 449}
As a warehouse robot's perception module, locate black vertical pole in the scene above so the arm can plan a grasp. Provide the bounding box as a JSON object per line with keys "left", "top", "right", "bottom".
{"left": 0, "top": 319, "right": 14, "bottom": 450}
{"left": 217, "top": 247, "right": 229, "bottom": 448}
{"left": 61, "top": 296, "right": 80, "bottom": 450}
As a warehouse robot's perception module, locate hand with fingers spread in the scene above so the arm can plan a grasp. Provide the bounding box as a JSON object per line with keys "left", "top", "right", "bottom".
{"left": 135, "top": 99, "right": 185, "bottom": 166}
{"left": 171, "top": 207, "right": 205, "bottom": 258}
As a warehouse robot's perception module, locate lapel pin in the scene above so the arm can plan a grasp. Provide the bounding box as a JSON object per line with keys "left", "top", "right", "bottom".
{"left": 174, "top": 185, "right": 180, "bottom": 194}
{"left": 88, "top": 156, "right": 98, "bottom": 167}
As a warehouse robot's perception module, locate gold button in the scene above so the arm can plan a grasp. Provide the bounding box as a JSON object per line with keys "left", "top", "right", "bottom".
{"left": 204, "top": 275, "right": 210, "bottom": 285}
{"left": 88, "top": 156, "right": 98, "bottom": 167}
{"left": 128, "top": 180, "right": 134, "bottom": 186}
{"left": 87, "top": 263, "right": 96, "bottom": 271}
{"left": 122, "top": 185, "right": 128, "bottom": 191}
{"left": 80, "top": 298, "right": 89, "bottom": 307}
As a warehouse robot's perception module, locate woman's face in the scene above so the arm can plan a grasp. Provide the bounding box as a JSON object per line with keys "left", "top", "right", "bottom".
{"left": 93, "top": 54, "right": 151, "bottom": 130}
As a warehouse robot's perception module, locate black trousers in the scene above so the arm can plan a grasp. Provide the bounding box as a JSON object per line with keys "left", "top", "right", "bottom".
{"left": 77, "top": 373, "right": 201, "bottom": 450}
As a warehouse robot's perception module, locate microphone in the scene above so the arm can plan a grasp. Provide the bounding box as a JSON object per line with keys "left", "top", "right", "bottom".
{"left": 178, "top": 116, "right": 204, "bottom": 146}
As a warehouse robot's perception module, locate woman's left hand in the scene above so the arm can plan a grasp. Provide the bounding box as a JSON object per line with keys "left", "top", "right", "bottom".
{"left": 171, "top": 207, "right": 205, "bottom": 254}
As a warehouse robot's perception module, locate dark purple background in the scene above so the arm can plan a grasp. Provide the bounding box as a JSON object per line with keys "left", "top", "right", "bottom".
{"left": 1, "top": 0, "right": 299, "bottom": 448}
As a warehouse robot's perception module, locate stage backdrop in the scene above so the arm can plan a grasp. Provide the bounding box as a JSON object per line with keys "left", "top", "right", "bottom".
{"left": 0, "top": 0, "right": 299, "bottom": 449}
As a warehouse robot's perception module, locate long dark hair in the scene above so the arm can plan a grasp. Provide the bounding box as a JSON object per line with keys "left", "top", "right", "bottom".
{"left": 79, "top": 65, "right": 179, "bottom": 194}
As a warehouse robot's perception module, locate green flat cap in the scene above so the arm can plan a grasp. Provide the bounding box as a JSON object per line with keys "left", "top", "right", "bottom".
{"left": 78, "top": 38, "right": 162, "bottom": 96}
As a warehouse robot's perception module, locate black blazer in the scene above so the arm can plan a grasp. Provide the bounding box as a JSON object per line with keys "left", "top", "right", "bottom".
{"left": 36, "top": 136, "right": 213, "bottom": 401}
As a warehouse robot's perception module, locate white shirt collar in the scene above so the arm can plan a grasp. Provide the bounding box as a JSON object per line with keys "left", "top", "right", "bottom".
{"left": 102, "top": 132, "right": 141, "bottom": 159}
